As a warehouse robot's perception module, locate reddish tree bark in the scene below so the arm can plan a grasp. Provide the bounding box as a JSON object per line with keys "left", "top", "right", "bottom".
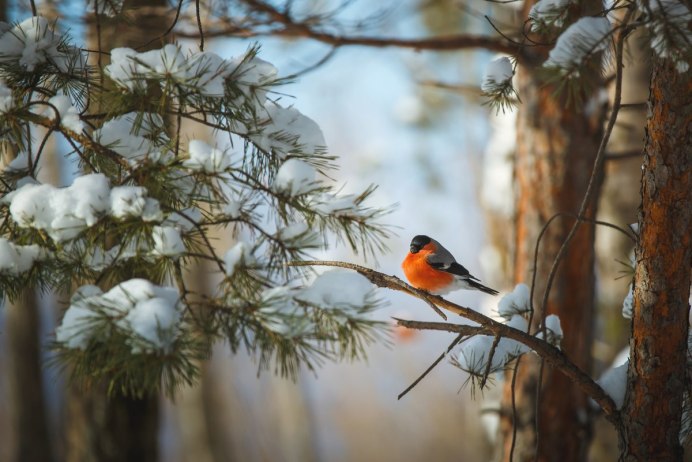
{"left": 620, "top": 58, "right": 692, "bottom": 461}
{"left": 498, "top": 2, "right": 606, "bottom": 461}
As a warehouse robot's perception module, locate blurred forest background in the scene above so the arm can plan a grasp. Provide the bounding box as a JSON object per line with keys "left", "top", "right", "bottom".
{"left": 0, "top": 0, "right": 647, "bottom": 460}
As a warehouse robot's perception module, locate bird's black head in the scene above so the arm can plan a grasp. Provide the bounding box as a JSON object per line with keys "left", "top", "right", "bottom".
{"left": 409, "top": 235, "right": 432, "bottom": 254}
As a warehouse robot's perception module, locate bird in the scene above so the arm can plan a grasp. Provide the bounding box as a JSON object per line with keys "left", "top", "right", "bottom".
{"left": 402, "top": 234, "right": 499, "bottom": 296}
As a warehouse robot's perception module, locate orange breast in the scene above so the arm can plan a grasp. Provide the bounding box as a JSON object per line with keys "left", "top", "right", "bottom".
{"left": 402, "top": 251, "right": 454, "bottom": 293}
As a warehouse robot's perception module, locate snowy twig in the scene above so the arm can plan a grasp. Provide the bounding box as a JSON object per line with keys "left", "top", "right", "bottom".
{"left": 288, "top": 260, "right": 620, "bottom": 423}
{"left": 29, "top": 114, "right": 134, "bottom": 172}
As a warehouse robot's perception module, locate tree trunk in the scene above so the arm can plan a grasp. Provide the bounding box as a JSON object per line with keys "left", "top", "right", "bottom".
{"left": 619, "top": 58, "right": 692, "bottom": 461}
{"left": 498, "top": 3, "right": 605, "bottom": 461}
{"left": 64, "top": 3, "right": 171, "bottom": 461}
{"left": 6, "top": 291, "right": 54, "bottom": 462}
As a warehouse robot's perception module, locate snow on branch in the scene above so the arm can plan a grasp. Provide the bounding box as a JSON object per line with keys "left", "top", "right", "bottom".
{"left": 528, "top": 0, "right": 572, "bottom": 31}
{"left": 481, "top": 57, "right": 519, "bottom": 114}
{"left": 544, "top": 16, "right": 612, "bottom": 77}
{"left": 0, "top": 15, "right": 393, "bottom": 395}
{"left": 644, "top": 0, "right": 692, "bottom": 72}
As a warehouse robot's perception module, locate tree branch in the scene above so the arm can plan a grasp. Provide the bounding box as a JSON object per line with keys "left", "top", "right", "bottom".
{"left": 176, "top": 0, "right": 523, "bottom": 59}
{"left": 288, "top": 260, "right": 620, "bottom": 423}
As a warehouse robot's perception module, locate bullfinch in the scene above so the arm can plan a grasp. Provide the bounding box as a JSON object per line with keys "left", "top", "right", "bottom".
{"left": 402, "top": 235, "right": 499, "bottom": 296}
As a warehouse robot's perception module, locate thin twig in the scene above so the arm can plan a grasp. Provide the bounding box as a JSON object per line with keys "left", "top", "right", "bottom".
{"left": 397, "top": 333, "right": 466, "bottom": 400}
{"left": 195, "top": 0, "right": 205, "bottom": 51}
{"left": 137, "top": 0, "right": 185, "bottom": 50}
{"left": 509, "top": 356, "right": 521, "bottom": 462}
{"left": 480, "top": 334, "right": 502, "bottom": 390}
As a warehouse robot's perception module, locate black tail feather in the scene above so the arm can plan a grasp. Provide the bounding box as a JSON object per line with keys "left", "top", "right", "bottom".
{"left": 468, "top": 279, "right": 499, "bottom": 296}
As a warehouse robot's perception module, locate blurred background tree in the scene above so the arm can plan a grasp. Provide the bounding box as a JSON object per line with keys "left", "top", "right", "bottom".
{"left": 0, "top": 1, "right": 689, "bottom": 461}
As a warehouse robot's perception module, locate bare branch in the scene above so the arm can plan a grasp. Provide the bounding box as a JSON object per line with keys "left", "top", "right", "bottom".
{"left": 397, "top": 333, "right": 465, "bottom": 400}
{"left": 176, "top": 0, "right": 523, "bottom": 58}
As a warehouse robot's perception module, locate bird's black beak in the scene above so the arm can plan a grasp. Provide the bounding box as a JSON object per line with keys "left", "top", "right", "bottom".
{"left": 410, "top": 244, "right": 420, "bottom": 254}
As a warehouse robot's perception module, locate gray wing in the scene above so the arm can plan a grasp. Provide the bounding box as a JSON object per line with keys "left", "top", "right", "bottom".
{"left": 426, "top": 239, "right": 480, "bottom": 281}
{"left": 424, "top": 238, "right": 456, "bottom": 266}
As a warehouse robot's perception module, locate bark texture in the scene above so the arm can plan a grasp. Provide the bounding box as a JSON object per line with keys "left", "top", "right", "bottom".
{"left": 498, "top": 2, "right": 605, "bottom": 461}
{"left": 6, "top": 291, "right": 54, "bottom": 462}
{"left": 620, "top": 59, "right": 692, "bottom": 461}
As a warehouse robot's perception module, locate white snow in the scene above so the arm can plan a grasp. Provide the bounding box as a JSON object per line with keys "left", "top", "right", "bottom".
{"left": 622, "top": 284, "right": 633, "bottom": 319}
{"left": 110, "top": 186, "right": 148, "bottom": 219}
{"left": 0, "top": 17, "right": 61, "bottom": 72}
{"left": 257, "top": 286, "right": 314, "bottom": 337}
{"left": 106, "top": 44, "right": 261, "bottom": 96}
{"left": 187, "top": 51, "right": 230, "bottom": 97}
{"left": 596, "top": 361, "right": 628, "bottom": 408}
{"left": 105, "top": 45, "right": 187, "bottom": 92}
{"left": 544, "top": 17, "right": 611, "bottom": 72}
{"left": 46, "top": 94, "right": 84, "bottom": 133}
{"left": 536, "top": 314, "right": 563, "bottom": 346}
{"left": 57, "top": 279, "right": 184, "bottom": 353}
{"left": 224, "top": 241, "right": 254, "bottom": 276}
{"left": 55, "top": 305, "right": 100, "bottom": 349}
{"left": 481, "top": 57, "right": 514, "bottom": 92}
{"left": 544, "top": 314, "right": 563, "bottom": 339}
{"left": 449, "top": 315, "right": 531, "bottom": 375}
{"left": 223, "top": 199, "right": 243, "bottom": 219}
{"left": 0, "top": 238, "right": 43, "bottom": 274}
{"left": 137, "top": 44, "right": 188, "bottom": 80}
{"left": 226, "top": 54, "right": 277, "bottom": 106}
{"left": 183, "top": 139, "right": 232, "bottom": 173}
{"left": 164, "top": 207, "right": 203, "bottom": 231}
{"left": 151, "top": 226, "right": 185, "bottom": 257}
{"left": 278, "top": 222, "right": 321, "bottom": 249}
{"left": 92, "top": 112, "right": 168, "bottom": 164}
{"left": 497, "top": 283, "right": 531, "bottom": 319}
{"left": 141, "top": 198, "right": 164, "bottom": 222}
{"left": 6, "top": 174, "right": 111, "bottom": 241}
{"left": 647, "top": 0, "right": 692, "bottom": 73}
{"left": 251, "top": 102, "right": 326, "bottom": 158}
{"left": 297, "top": 270, "right": 374, "bottom": 312}
{"left": 272, "top": 158, "right": 318, "bottom": 196}
{"left": 528, "top": 0, "right": 572, "bottom": 30}
{"left": 5, "top": 174, "right": 164, "bottom": 241}
{"left": 124, "top": 296, "right": 182, "bottom": 352}
{"left": 0, "top": 79, "right": 13, "bottom": 114}
{"left": 310, "top": 193, "right": 373, "bottom": 218}
{"left": 55, "top": 285, "right": 105, "bottom": 349}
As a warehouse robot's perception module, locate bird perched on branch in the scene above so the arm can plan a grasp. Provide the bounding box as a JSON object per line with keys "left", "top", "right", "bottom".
{"left": 402, "top": 235, "right": 499, "bottom": 296}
